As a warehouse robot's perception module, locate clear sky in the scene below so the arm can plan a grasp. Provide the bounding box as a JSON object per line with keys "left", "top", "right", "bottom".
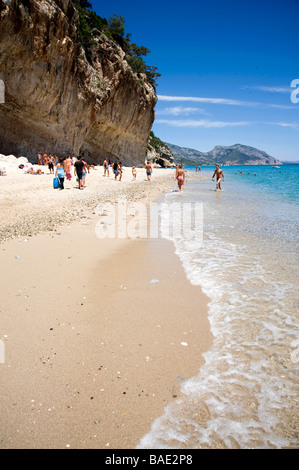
{"left": 90, "top": 0, "right": 299, "bottom": 161}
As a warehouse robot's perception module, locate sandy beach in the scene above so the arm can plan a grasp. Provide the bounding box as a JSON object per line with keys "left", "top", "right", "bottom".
{"left": 0, "top": 164, "right": 212, "bottom": 449}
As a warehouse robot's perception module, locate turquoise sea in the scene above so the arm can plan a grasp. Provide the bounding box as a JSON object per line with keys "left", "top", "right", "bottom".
{"left": 138, "top": 164, "right": 299, "bottom": 449}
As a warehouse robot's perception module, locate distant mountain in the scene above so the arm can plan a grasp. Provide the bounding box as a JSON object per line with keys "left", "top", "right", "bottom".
{"left": 166, "top": 143, "right": 282, "bottom": 166}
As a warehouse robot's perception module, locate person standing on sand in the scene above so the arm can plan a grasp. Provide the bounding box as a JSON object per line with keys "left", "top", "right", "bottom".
{"left": 48, "top": 154, "right": 54, "bottom": 174}
{"left": 176, "top": 164, "right": 185, "bottom": 191}
{"left": 212, "top": 164, "right": 224, "bottom": 190}
{"left": 65, "top": 155, "right": 73, "bottom": 183}
{"left": 37, "top": 153, "right": 42, "bottom": 165}
{"left": 55, "top": 158, "right": 65, "bottom": 190}
{"left": 74, "top": 156, "right": 84, "bottom": 190}
{"left": 113, "top": 161, "right": 119, "bottom": 180}
{"left": 118, "top": 162, "right": 123, "bottom": 181}
{"left": 145, "top": 161, "right": 152, "bottom": 181}
{"left": 82, "top": 158, "right": 88, "bottom": 188}
{"left": 132, "top": 166, "right": 137, "bottom": 180}
{"left": 103, "top": 158, "right": 109, "bottom": 177}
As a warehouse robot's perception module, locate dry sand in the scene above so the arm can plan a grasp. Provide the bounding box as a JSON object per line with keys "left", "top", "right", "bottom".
{"left": 0, "top": 165, "right": 212, "bottom": 449}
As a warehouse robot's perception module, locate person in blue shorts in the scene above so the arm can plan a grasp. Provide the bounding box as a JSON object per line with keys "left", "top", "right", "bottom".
{"left": 74, "top": 156, "right": 85, "bottom": 190}
{"left": 145, "top": 161, "right": 152, "bottom": 181}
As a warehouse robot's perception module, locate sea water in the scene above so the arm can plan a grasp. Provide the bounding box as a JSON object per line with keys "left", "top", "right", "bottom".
{"left": 138, "top": 164, "right": 299, "bottom": 449}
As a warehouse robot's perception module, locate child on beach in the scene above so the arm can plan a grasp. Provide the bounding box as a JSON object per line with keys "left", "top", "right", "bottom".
{"left": 118, "top": 162, "right": 123, "bottom": 181}
{"left": 82, "top": 159, "right": 87, "bottom": 187}
{"left": 132, "top": 166, "right": 136, "bottom": 180}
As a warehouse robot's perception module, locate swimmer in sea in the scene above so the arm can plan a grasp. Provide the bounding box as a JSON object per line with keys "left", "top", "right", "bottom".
{"left": 176, "top": 164, "right": 185, "bottom": 191}
{"left": 212, "top": 164, "right": 224, "bottom": 190}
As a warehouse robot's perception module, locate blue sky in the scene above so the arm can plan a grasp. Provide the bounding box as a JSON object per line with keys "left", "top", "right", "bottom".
{"left": 90, "top": 0, "right": 299, "bottom": 161}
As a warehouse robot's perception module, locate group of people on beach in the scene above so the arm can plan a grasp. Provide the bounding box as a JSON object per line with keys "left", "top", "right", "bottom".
{"left": 103, "top": 158, "right": 153, "bottom": 182}
{"left": 37, "top": 152, "right": 224, "bottom": 192}
{"left": 37, "top": 153, "right": 91, "bottom": 190}
{"left": 37, "top": 153, "right": 156, "bottom": 189}
{"left": 174, "top": 163, "right": 224, "bottom": 191}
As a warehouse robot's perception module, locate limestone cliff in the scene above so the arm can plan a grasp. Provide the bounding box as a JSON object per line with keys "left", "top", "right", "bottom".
{"left": 146, "top": 132, "right": 175, "bottom": 168}
{"left": 0, "top": 0, "right": 157, "bottom": 165}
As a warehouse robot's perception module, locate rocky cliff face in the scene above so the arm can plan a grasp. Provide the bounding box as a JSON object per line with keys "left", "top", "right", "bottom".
{"left": 0, "top": 0, "right": 157, "bottom": 165}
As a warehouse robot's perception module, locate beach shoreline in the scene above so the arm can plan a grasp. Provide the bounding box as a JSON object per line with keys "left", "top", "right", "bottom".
{"left": 0, "top": 166, "right": 212, "bottom": 449}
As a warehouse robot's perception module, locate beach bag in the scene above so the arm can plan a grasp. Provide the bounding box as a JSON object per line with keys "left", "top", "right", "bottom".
{"left": 53, "top": 177, "right": 59, "bottom": 189}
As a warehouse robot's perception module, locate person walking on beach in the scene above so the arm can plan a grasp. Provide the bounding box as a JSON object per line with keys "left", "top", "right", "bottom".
{"left": 118, "top": 162, "right": 123, "bottom": 181}
{"left": 82, "top": 158, "right": 87, "bottom": 188}
{"left": 74, "top": 156, "right": 84, "bottom": 190}
{"left": 132, "top": 166, "right": 137, "bottom": 180}
{"left": 145, "top": 161, "right": 152, "bottom": 181}
{"left": 212, "top": 164, "right": 224, "bottom": 190}
{"left": 48, "top": 154, "right": 54, "bottom": 174}
{"left": 113, "top": 161, "right": 119, "bottom": 180}
{"left": 65, "top": 155, "right": 73, "bottom": 183}
{"left": 103, "top": 158, "right": 109, "bottom": 177}
{"left": 176, "top": 164, "right": 185, "bottom": 191}
{"left": 55, "top": 158, "right": 65, "bottom": 190}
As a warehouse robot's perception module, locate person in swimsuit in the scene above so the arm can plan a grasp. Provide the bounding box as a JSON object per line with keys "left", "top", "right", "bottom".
{"left": 103, "top": 158, "right": 109, "bottom": 177}
{"left": 145, "top": 161, "right": 152, "bottom": 181}
{"left": 74, "top": 156, "right": 84, "bottom": 190}
{"left": 212, "top": 164, "right": 224, "bottom": 190}
{"left": 132, "top": 166, "right": 137, "bottom": 180}
{"left": 118, "top": 162, "right": 123, "bottom": 181}
{"left": 176, "top": 164, "right": 185, "bottom": 191}
{"left": 113, "top": 161, "right": 119, "bottom": 179}
{"left": 82, "top": 158, "right": 87, "bottom": 187}
{"left": 65, "top": 155, "right": 73, "bottom": 182}
{"left": 48, "top": 154, "right": 54, "bottom": 174}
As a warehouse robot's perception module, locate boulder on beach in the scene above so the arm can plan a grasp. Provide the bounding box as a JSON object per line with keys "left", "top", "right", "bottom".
{"left": 0, "top": 154, "right": 31, "bottom": 173}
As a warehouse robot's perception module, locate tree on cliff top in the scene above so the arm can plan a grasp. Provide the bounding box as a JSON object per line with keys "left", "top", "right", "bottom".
{"left": 73, "top": 1, "right": 161, "bottom": 88}
{"left": 76, "top": 0, "right": 92, "bottom": 8}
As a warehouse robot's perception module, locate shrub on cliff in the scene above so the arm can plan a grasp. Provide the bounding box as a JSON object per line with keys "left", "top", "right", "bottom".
{"left": 73, "top": 1, "right": 161, "bottom": 88}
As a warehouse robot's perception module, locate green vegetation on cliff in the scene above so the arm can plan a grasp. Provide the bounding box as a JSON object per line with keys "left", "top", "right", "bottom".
{"left": 73, "top": 0, "right": 161, "bottom": 88}
{"left": 147, "top": 131, "right": 168, "bottom": 153}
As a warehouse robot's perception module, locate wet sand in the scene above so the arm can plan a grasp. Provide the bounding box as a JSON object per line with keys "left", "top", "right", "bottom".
{"left": 0, "top": 166, "right": 212, "bottom": 448}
